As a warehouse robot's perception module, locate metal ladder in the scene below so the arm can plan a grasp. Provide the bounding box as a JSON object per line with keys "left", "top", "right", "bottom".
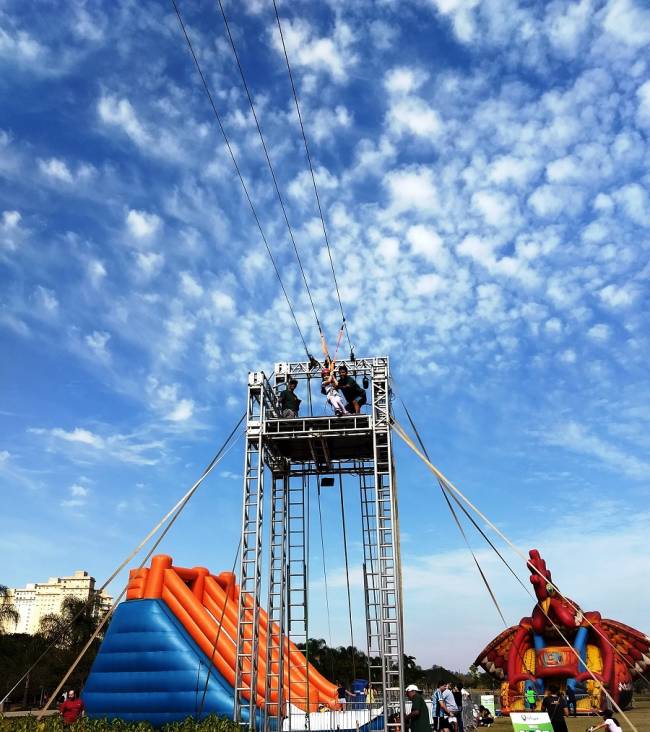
{"left": 360, "top": 465, "right": 383, "bottom": 702}
{"left": 286, "top": 473, "right": 310, "bottom": 729}
{"left": 371, "top": 363, "right": 405, "bottom": 732}
{"left": 264, "top": 474, "right": 288, "bottom": 732}
{"left": 235, "top": 375, "right": 266, "bottom": 730}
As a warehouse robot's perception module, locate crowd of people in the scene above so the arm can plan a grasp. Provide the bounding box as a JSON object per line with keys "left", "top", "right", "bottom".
{"left": 278, "top": 361, "right": 367, "bottom": 418}
{"left": 406, "top": 681, "right": 482, "bottom": 732}
{"left": 403, "top": 682, "right": 624, "bottom": 732}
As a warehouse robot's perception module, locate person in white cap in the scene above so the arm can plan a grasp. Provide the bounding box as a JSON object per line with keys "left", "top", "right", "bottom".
{"left": 405, "top": 684, "right": 430, "bottom": 732}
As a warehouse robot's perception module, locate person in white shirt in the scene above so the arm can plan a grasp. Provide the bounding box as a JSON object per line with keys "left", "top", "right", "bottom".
{"left": 588, "top": 709, "right": 622, "bottom": 732}
{"left": 442, "top": 683, "right": 459, "bottom": 730}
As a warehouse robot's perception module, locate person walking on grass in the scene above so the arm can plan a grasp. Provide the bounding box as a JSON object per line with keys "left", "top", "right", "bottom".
{"left": 405, "top": 684, "right": 430, "bottom": 732}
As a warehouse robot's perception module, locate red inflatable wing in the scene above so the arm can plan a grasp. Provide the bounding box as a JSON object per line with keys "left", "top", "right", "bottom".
{"left": 600, "top": 619, "right": 650, "bottom": 677}
{"left": 475, "top": 624, "right": 520, "bottom": 681}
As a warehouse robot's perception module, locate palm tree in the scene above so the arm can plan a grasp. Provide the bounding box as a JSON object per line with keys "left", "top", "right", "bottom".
{"left": 38, "top": 594, "right": 103, "bottom": 650}
{"left": 0, "top": 585, "right": 19, "bottom": 634}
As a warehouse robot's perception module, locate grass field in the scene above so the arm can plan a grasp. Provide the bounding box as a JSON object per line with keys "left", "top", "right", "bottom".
{"left": 488, "top": 699, "right": 650, "bottom": 731}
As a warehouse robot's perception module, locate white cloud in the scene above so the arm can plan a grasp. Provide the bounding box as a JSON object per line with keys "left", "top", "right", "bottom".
{"left": 180, "top": 272, "right": 203, "bottom": 298}
{"left": 87, "top": 259, "right": 106, "bottom": 287}
{"left": 135, "top": 251, "right": 164, "bottom": 277}
{"left": 126, "top": 209, "right": 161, "bottom": 239}
{"left": 544, "top": 420, "right": 650, "bottom": 479}
{"left": 602, "top": 0, "right": 650, "bottom": 48}
{"left": 599, "top": 283, "right": 637, "bottom": 308}
{"left": 637, "top": 80, "right": 650, "bottom": 128}
{"left": 428, "top": 0, "right": 480, "bottom": 43}
{"left": 33, "top": 286, "right": 59, "bottom": 314}
{"left": 0, "top": 25, "right": 45, "bottom": 64}
{"left": 147, "top": 379, "right": 196, "bottom": 423}
{"left": 85, "top": 330, "right": 111, "bottom": 360}
{"left": 406, "top": 224, "right": 448, "bottom": 268}
{"left": 166, "top": 398, "right": 194, "bottom": 422}
{"left": 31, "top": 425, "right": 162, "bottom": 465}
{"left": 310, "top": 105, "right": 352, "bottom": 143}
{"left": 0, "top": 450, "right": 10, "bottom": 463}
{"left": 270, "top": 18, "right": 357, "bottom": 81}
{"left": 387, "top": 96, "right": 442, "bottom": 139}
{"left": 472, "top": 190, "right": 517, "bottom": 227}
{"left": 384, "top": 166, "right": 439, "bottom": 216}
{"left": 1, "top": 210, "right": 23, "bottom": 251}
{"left": 211, "top": 290, "right": 237, "bottom": 317}
{"left": 559, "top": 348, "right": 577, "bottom": 364}
{"left": 587, "top": 323, "right": 610, "bottom": 342}
{"left": 488, "top": 156, "right": 538, "bottom": 187}
{"left": 384, "top": 67, "right": 427, "bottom": 95}
{"left": 613, "top": 183, "right": 650, "bottom": 226}
{"left": 38, "top": 157, "right": 73, "bottom": 183}
{"left": 70, "top": 483, "right": 89, "bottom": 497}
{"left": 98, "top": 95, "right": 150, "bottom": 147}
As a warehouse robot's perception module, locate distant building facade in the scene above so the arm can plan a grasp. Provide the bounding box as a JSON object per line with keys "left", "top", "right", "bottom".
{"left": 2, "top": 570, "right": 112, "bottom": 634}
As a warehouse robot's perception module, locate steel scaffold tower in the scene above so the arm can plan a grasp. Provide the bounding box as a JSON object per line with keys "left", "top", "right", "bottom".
{"left": 233, "top": 358, "right": 405, "bottom": 732}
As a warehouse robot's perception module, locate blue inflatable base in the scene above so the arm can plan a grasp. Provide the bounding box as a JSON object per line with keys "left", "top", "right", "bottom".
{"left": 83, "top": 599, "right": 264, "bottom": 728}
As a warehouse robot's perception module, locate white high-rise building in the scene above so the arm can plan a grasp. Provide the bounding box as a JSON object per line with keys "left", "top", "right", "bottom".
{"left": 2, "top": 570, "right": 112, "bottom": 635}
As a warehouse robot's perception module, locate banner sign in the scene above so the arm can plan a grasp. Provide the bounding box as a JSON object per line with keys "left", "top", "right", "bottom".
{"left": 480, "top": 695, "right": 496, "bottom": 716}
{"left": 510, "top": 712, "right": 553, "bottom": 731}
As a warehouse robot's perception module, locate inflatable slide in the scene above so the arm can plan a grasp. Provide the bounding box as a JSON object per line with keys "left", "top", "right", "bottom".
{"left": 83, "top": 554, "right": 338, "bottom": 726}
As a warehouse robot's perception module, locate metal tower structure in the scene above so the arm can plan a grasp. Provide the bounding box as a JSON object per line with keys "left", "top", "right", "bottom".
{"left": 234, "top": 357, "right": 405, "bottom": 732}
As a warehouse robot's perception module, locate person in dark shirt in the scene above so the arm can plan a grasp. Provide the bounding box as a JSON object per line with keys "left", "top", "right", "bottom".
{"left": 58, "top": 689, "right": 85, "bottom": 725}
{"left": 451, "top": 684, "right": 464, "bottom": 732}
{"left": 541, "top": 686, "right": 568, "bottom": 732}
{"left": 565, "top": 684, "right": 577, "bottom": 717}
{"left": 279, "top": 379, "right": 301, "bottom": 417}
{"left": 336, "top": 365, "right": 366, "bottom": 414}
{"left": 405, "top": 684, "right": 430, "bottom": 732}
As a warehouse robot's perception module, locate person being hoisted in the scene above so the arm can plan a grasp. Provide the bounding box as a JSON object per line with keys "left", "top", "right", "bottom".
{"left": 321, "top": 358, "right": 346, "bottom": 416}
{"left": 337, "top": 364, "right": 367, "bottom": 414}
{"left": 278, "top": 378, "right": 301, "bottom": 418}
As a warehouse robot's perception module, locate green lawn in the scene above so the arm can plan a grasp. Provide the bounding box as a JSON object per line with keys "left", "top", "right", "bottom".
{"left": 489, "top": 699, "right": 650, "bottom": 731}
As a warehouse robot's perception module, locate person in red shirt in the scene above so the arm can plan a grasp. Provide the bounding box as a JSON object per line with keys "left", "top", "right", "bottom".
{"left": 58, "top": 689, "right": 84, "bottom": 725}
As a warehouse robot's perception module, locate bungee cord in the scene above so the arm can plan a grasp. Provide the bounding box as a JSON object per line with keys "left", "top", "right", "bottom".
{"left": 170, "top": 0, "right": 312, "bottom": 360}
{"left": 215, "top": 0, "right": 324, "bottom": 340}
{"left": 272, "top": 0, "right": 354, "bottom": 358}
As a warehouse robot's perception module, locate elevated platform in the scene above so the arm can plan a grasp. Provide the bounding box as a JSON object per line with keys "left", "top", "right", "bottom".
{"left": 265, "top": 414, "right": 373, "bottom": 464}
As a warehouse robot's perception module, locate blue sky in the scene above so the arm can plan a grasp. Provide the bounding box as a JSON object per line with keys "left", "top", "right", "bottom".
{"left": 1, "top": 0, "right": 649, "bottom": 672}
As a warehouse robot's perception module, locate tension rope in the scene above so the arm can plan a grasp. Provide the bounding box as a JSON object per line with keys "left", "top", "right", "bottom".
{"left": 33, "top": 419, "right": 245, "bottom": 720}
{"left": 391, "top": 417, "right": 640, "bottom": 732}
{"left": 398, "top": 397, "right": 544, "bottom": 679}
{"left": 196, "top": 539, "right": 242, "bottom": 718}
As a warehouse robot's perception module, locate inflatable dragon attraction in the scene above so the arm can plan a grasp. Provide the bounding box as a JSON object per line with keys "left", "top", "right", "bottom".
{"left": 475, "top": 549, "right": 650, "bottom": 715}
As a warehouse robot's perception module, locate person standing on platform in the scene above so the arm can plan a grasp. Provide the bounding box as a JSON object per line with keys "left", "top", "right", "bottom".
{"left": 58, "top": 689, "right": 84, "bottom": 725}
{"left": 405, "top": 684, "right": 430, "bottom": 732}
{"left": 337, "top": 364, "right": 366, "bottom": 414}
{"left": 279, "top": 379, "right": 301, "bottom": 418}
{"left": 337, "top": 680, "right": 352, "bottom": 709}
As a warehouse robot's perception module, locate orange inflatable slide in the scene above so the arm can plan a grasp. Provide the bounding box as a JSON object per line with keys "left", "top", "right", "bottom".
{"left": 125, "top": 554, "right": 338, "bottom": 713}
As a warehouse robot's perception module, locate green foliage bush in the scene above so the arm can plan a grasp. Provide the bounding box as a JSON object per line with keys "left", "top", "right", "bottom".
{"left": 0, "top": 714, "right": 240, "bottom": 732}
